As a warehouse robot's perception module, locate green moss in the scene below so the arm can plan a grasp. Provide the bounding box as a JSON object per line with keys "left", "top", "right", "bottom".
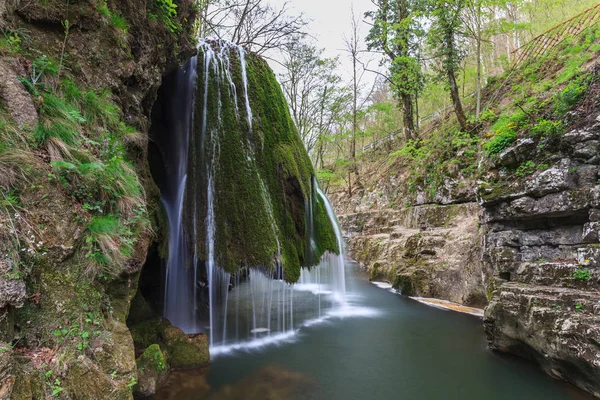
{"left": 137, "top": 344, "right": 167, "bottom": 372}
{"left": 189, "top": 47, "right": 337, "bottom": 282}
{"left": 130, "top": 318, "right": 210, "bottom": 370}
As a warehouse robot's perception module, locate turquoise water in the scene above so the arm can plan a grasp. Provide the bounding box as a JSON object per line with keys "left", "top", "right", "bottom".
{"left": 156, "top": 262, "right": 590, "bottom": 400}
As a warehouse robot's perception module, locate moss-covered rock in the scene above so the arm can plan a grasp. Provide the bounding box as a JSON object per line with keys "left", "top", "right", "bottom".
{"left": 130, "top": 318, "right": 210, "bottom": 370}
{"left": 135, "top": 344, "right": 168, "bottom": 397}
{"left": 62, "top": 358, "right": 131, "bottom": 400}
{"left": 0, "top": 0, "right": 197, "bottom": 397}
{"left": 186, "top": 44, "right": 338, "bottom": 283}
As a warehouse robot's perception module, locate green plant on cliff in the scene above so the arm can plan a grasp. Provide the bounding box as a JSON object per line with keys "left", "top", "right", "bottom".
{"left": 484, "top": 112, "right": 527, "bottom": 156}
{"left": 85, "top": 215, "right": 135, "bottom": 278}
{"left": 148, "top": 0, "right": 180, "bottom": 34}
{"left": 573, "top": 268, "right": 591, "bottom": 281}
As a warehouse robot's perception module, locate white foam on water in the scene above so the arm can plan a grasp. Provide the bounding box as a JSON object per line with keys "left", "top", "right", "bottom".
{"left": 210, "top": 330, "right": 298, "bottom": 357}
{"left": 250, "top": 328, "right": 271, "bottom": 333}
{"left": 371, "top": 281, "right": 400, "bottom": 295}
{"left": 371, "top": 281, "right": 393, "bottom": 290}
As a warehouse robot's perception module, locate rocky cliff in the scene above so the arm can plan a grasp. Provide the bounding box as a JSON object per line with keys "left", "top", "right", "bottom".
{"left": 480, "top": 103, "right": 600, "bottom": 398}
{"left": 0, "top": 0, "right": 204, "bottom": 398}
{"left": 330, "top": 28, "right": 600, "bottom": 397}
{"left": 334, "top": 190, "right": 487, "bottom": 307}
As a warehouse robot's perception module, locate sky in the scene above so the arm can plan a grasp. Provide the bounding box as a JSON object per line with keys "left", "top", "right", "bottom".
{"left": 268, "top": 0, "right": 383, "bottom": 85}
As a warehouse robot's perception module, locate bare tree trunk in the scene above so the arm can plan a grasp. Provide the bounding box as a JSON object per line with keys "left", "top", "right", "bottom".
{"left": 475, "top": 1, "right": 482, "bottom": 119}
{"left": 401, "top": 93, "right": 414, "bottom": 139}
{"left": 448, "top": 69, "right": 467, "bottom": 131}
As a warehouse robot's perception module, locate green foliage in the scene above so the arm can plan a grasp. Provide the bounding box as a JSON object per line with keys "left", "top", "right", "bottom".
{"left": 110, "top": 13, "right": 129, "bottom": 32}
{"left": 484, "top": 112, "right": 527, "bottom": 155}
{"left": 97, "top": 1, "right": 129, "bottom": 33}
{"left": 33, "top": 92, "right": 83, "bottom": 145}
{"left": 479, "top": 109, "right": 497, "bottom": 123}
{"left": 573, "top": 268, "right": 591, "bottom": 281}
{"left": 85, "top": 215, "right": 134, "bottom": 277}
{"left": 531, "top": 119, "right": 563, "bottom": 138}
{"left": 365, "top": 0, "right": 423, "bottom": 105}
{"left": 149, "top": 0, "right": 180, "bottom": 34}
{"left": 484, "top": 129, "right": 516, "bottom": 156}
{"left": 514, "top": 161, "right": 537, "bottom": 177}
{"left": 127, "top": 377, "right": 137, "bottom": 390}
{"left": 554, "top": 80, "right": 588, "bottom": 116}
{"left": 391, "top": 125, "right": 480, "bottom": 196}
{"left": 0, "top": 27, "right": 29, "bottom": 55}
{"left": 52, "top": 154, "right": 144, "bottom": 217}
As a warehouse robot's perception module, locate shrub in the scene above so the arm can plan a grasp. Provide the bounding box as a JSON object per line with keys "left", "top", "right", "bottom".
{"left": 52, "top": 155, "right": 144, "bottom": 217}
{"left": 554, "top": 81, "right": 587, "bottom": 116}
{"left": 485, "top": 130, "right": 517, "bottom": 156}
{"left": 149, "top": 0, "right": 180, "bottom": 33}
{"left": 573, "top": 268, "right": 591, "bottom": 281}
{"left": 531, "top": 119, "right": 563, "bottom": 138}
{"left": 515, "top": 160, "right": 536, "bottom": 177}
{"left": 484, "top": 112, "right": 527, "bottom": 156}
{"left": 85, "top": 215, "right": 133, "bottom": 277}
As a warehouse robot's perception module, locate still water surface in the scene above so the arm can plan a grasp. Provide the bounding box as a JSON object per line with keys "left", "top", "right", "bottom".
{"left": 156, "top": 262, "right": 590, "bottom": 400}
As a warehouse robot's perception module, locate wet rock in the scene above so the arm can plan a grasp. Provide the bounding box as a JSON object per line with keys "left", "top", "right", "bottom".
{"left": 130, "top": 318, "right": 210, "bottom": 370}
{"left": 524, "top": 161, "right": 576, "bottom": 198}
{"left": 135, "top": 344, "right": 169, "bottom": 397}
{"left": 563, "top": 128, "right": 598, "bottom": 144}
{"left": 0, "top": 259, "right": 26, "bottom": 309}
{"left": 484, "top": 284, "right": 600, "bottom": 397}
{"left": 582, "top": 222, "right": 600, "bottom": 243}
{"left": 574, "top": 140, "right": 600, "bottom": 160}
{"left": 62, "top": 358, "right": 131, "bottom": 400}
{"left": 340, "top": 203, "right": 487, "bottom": 306}
{"left": 590, "top": 208, "right": 600, "bottom": 222}
{"left": 0, "top": 344, "right": 14, "bottom": 400}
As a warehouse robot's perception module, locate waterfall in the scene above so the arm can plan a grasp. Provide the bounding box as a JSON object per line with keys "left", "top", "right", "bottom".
{"left": 161, "top": 57, "right": 198, "bottom": 333}
{"left": 158, "top": 40, "right": 348, "bottom": 353}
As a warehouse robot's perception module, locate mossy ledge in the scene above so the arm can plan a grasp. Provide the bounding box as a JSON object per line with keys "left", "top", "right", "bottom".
{"left": 187, "top": 44, "right": 338, "bottom": 283}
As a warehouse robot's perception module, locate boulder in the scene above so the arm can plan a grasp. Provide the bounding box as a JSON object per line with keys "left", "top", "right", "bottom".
{"left": 130, "top": 318, "right": 210, "bottom": 370}
{"left": 135, "top": 344, "right": 169, "bottom": 397}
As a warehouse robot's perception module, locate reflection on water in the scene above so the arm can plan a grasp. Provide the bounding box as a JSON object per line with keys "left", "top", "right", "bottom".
{"left": 154, "top": 365, "right": 310, "bottom": 400}
{"left": 155, "top": 262, "right": 592, "bottom": 400}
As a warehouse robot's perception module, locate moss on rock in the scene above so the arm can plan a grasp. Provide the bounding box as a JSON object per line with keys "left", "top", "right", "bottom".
{"left": 187, "top": 45, "right": 338, "bottom": 282}
{"left": 130, "top": 318, "right": 210, "bottom": 370}
{"left": 135, "top": 344, "right": 169, "bottom": 397}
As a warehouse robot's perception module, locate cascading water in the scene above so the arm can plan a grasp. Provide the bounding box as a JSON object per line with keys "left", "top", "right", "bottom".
{"left": 158, "top": 40, "right": 348, "bottom": 354}
{"left": 159, "top": 57, "right": 198, "bottom": 333}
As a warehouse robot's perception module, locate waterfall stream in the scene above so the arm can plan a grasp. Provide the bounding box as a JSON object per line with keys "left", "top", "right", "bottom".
{"left": 159, "top": 40, "right": 347, "bottom": 354}
{"left": 161, "top": 57, "right": 198, "bottom": 333}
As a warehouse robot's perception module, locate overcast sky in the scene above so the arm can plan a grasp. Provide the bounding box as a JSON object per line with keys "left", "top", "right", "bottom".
{"left": 268, "top": 0, "right": 382, "bottom": 85}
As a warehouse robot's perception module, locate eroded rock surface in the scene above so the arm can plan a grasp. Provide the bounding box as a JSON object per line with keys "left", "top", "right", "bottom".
{"left": 481, "top": 120, "right": 600, "bottom": 396}
{"left": 335, "top": 194, "right": 488, "bottom": 307}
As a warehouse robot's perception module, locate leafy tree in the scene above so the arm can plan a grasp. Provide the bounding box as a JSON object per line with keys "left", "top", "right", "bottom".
{"left": 427, "top": 0, "right": 469, "bottom": 131}
{"left": 365, "top": 0, "right": 424, "bottom": 140}
{"left": 279, "top": 41, "right": 349, "bottom": 158}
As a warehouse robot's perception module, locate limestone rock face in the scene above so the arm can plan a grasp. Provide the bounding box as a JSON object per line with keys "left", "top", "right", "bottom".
{"left": 336, "top": 199, "right": 488, "bottom": 307}
{"left": 480, "top": 117, "right": 600, "bottom": 396}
